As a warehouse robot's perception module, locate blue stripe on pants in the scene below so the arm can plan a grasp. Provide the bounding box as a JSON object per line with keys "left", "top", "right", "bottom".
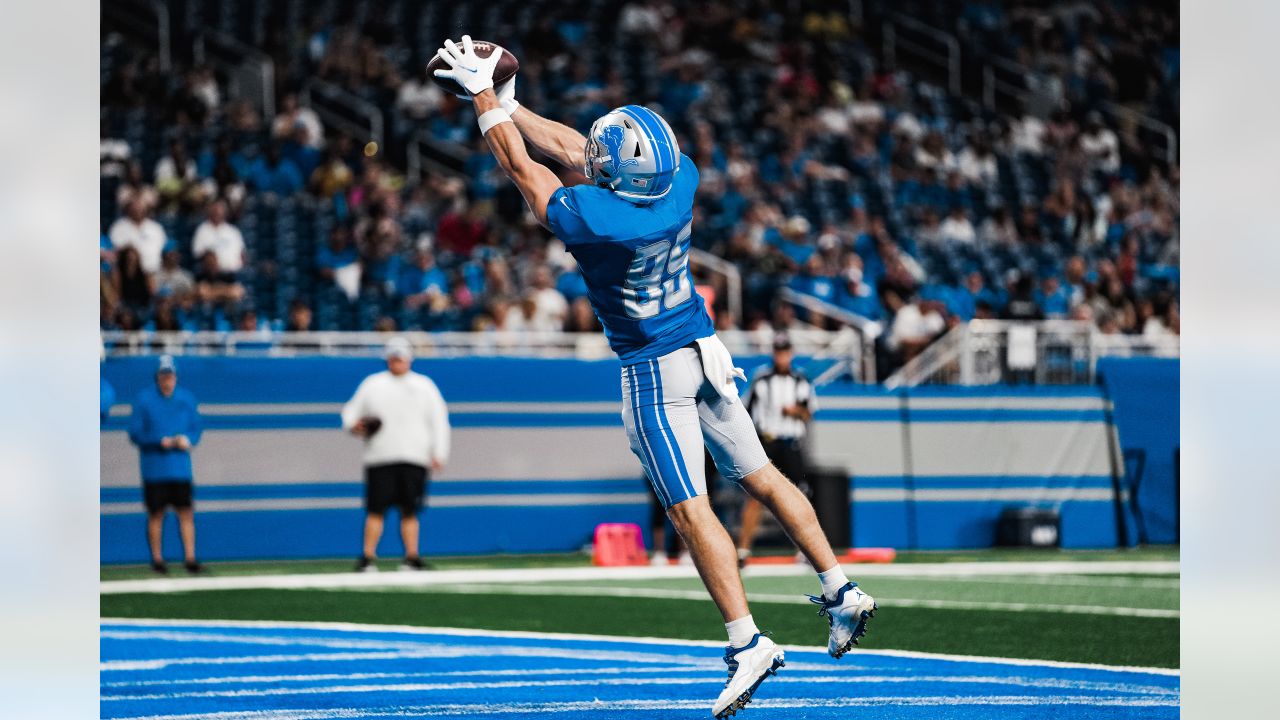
{"left": 629, "top": 365, "right": 670, "bottom": 507}
{"left": 631, "top": 361, "right": 692, "bottom": 507}
{"left": 649, "top": 359, "right": 695, "bottom": 501}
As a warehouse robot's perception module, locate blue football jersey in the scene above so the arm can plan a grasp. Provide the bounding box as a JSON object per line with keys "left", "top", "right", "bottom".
{"left": 546, "top": 153, "right": 714, "bottom": 365}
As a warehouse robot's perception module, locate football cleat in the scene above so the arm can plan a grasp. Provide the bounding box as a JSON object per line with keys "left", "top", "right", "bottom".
{"left": 712, "top": 633, "right": 785, "bottom": 718}
{"left": 808, "top": 582, "right": 877, "bottom": 658}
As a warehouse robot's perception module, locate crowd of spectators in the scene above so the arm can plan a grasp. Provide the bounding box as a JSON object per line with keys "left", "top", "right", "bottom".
{"left": 947, "top": 0, "right": 1179, "bottom": 128}
{"left": 100, "top": 0, "right": 1178, "bottom": 376}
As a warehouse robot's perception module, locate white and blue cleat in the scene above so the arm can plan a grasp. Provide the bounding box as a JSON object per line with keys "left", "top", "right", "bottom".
{"left": 808, "top": 581, "right": 877, "bottom": 658}
{"left": 712, "top": 632, "right": 785, "bottom": 718}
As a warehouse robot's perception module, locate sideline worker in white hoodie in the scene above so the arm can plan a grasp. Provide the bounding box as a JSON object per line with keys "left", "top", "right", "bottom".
{"left": 341, "top": 336, "right": 450, "bottom": 571}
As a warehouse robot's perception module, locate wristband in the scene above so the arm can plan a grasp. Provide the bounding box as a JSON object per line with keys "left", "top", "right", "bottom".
{"left": 477, "top": 108, "right": 512, "bottom": 135}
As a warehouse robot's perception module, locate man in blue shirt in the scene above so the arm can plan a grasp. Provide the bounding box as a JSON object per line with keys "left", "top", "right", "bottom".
{"left": 434, "top": 36, "right": 878, "bottom": 717}
{"left": 128, "top": 355, "right": 204, "bottom": 575}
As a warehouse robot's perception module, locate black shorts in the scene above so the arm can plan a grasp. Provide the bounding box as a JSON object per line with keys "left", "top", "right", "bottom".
{"left": 365, "top": 462, "right": 428, "bottom": 515}
{"left": 143, "top": 481, "right": 193, "bottom": 513}
{"left": 763, "top": 438, "right": 807, "bottom": 489}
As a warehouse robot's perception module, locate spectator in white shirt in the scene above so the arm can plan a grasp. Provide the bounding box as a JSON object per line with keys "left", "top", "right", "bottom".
{"left": 915, "top": 209, "right": 943, "bottom": 246}
{"left": 978, "top": 206, "right": 1019, "bottom": 246}
{"left": 109, "top": 199, "right": 168, "bottom": 274}
{"left": 396, "top": 68, "right": 445, "bottom": 121}
{"left": 1011, "top": 111, "right": 1046, "bottom": 156}
{"left": 956, "top": 135, "right": 999, "bottom": 186}
{"left": 192, "top": 200, "right": 246, "bottom": 274}
{"left": 272, "top": 93, "right": 324, "bottom": 149}
{"left": 341, "top": 337, "right": 451, "bottom": 572}
{"left": 154, "top": 139, "right": 204, "bottom": 211}
{"left": 882, "top": 288, "right": 946, "bottom": 365}
{"left": 915, "top": 131, "right": 957, "bottom": 173}
{"left": 939, "top": 206, "right": 977, "bottom": 244}
{"left": 1079, "top": 112, "right": 1120, "bottom": 176}
{"left": 100, "top": 120, "right": 131, "bottom": 178}
{"left": 527, "top": 266, "right": 569, "bottom": 330}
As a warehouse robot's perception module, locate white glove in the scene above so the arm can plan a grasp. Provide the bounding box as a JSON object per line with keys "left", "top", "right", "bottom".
{"left": 695, "top": 335, "right": 747, "bottom": 402}
{"left": 495, "top": 76, "right": 520, "bottom": 115}
{"left": 432, "top": 35, "right": 504, "bottom": 97}
{"left": 446, "top": 72, "right": 519, "bottom": 113}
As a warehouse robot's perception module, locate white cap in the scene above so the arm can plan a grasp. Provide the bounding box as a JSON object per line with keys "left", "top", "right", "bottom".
{"left": 384, "top": 336, "right": 413, "bottom": 360}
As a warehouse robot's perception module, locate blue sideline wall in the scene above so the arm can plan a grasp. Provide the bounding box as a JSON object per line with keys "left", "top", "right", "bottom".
{"left": 100, "top": 356, "right": 1171, "bottom": 562}
{"left": 1097, "top": 357, "right": 1179, "bottom": 543}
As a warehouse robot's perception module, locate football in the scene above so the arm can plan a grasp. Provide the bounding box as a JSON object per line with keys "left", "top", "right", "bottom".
{"left": 427, "top": 40, "right": 519, "bottom": 98}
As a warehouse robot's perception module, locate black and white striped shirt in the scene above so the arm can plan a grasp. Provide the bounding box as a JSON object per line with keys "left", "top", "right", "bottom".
{"left": 744, "top": 367, "right": 816, "bottom": 441}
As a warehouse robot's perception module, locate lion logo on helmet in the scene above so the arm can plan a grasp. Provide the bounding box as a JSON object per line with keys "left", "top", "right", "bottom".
{"left": 597, "top": 124, "right": 639, "bottom": 176}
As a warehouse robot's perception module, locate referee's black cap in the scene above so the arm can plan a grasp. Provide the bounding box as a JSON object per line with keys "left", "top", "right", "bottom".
{"left": 772, "top": 333, "right": 793, "bottom": 351}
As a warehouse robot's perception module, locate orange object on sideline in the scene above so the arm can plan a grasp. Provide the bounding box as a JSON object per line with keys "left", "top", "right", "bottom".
{"left": 745, "top": 548, "right": 897, "bottom": 566}
{"left": 838, "top": 548, "right": 897, "bottom": 563}
{"left": 592, "top": 523, "right": 650, "bottom": 566}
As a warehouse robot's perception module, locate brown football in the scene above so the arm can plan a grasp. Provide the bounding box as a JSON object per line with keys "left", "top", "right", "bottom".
{"left": 427, "top": 40, "right": 519, "bottom": 98}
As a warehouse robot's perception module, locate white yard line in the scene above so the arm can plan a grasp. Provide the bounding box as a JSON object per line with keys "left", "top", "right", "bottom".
{"left": 111, "top": 695, "right": 1180, "bottom": 720}
{"left": 100, "top": 618, "right": 1181, "bottom": 676}
{"left": 100, "top": 560, "right": 1178, "bottom": 595}
{"left": 103, "top": 671, "right": 1174, "bottom": 697}
{"left": 354, "top": 582, "right": 1178, "bottom": 618}
{"left": 103, "top": 672, "right": 1178, "bottom": 702}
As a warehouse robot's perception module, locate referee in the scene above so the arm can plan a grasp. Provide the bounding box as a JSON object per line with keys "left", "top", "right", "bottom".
{"left": 736, "top": 334, "right": 816, "bottom": 565}
{"left": 342, "top": 337, "right": 451, "bottom": 572}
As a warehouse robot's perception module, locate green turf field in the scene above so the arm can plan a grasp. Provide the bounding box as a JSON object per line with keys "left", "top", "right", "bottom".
{"left": 100, "top": 548, "right": 1178, "bottom": 669}
{"left": 98, "top": 547, "right": 1179, "bottom": 581}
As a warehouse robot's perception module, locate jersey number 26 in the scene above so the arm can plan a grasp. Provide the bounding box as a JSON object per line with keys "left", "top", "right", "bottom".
{"left": 622, "top": 221, "right": 694, "bottom": 319}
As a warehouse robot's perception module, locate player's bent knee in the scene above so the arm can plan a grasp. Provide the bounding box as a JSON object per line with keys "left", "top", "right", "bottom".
{"left": 665, "top": 494, "right": 711, "bottom": 534}
{"left": 739, "top": 462, "right": 784, "bottom": 499}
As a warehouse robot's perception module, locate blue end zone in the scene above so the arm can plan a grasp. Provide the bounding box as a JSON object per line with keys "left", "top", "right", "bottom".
{"left": 101, "top": 620, "right": 1179, "bottom": 719}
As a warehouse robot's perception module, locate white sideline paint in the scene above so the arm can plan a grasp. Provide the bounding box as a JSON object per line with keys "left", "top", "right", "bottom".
{"left": 371, "top": 582, "right": 1179, "bottom": 618}
{"left": 104, "top": 671, "right": 1175, "bottom": 697}
{"left": 100, "top": 559, "right": 1178, "bottom": 595}
{"left": 104, "top": 672, "right": 1178, "bottom": 702}
{"left": 100, "top": 618, "right": 1182, "bottom": 677}
{"left": 111, "top": 696, "right": 1180, "bottom": 720}
{"left": 102, "top": 665, "right": 717, "bottom": 687}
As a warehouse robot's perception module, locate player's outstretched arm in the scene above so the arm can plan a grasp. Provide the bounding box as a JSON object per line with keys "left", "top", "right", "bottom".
{"left": 509, "top": 103, "right": 588, "bottom": 175}
{"left": 433, "top": 36, "right": 563, "bottom": 229}
{"left": 473, "top": 89, "right": 562, "bottom": 229}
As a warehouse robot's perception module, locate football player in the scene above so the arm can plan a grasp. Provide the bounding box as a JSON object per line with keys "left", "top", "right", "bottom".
{"left": 433, "top": 36, "right": 877, "bottom": 718}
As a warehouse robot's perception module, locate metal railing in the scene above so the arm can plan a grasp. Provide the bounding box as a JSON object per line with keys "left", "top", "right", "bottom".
{"left": 1102, "top": 101, "right": 1179, "bottom": 167}
{"left": 194, "top": 30, "right": 275, "bottom": 120}
{"left": 406, "top": 130, "right": 470, "bottom": 184}
{"left": 688, "top": 249, "right": 743, "bottom": 327}
{"left": 980, "top": 57, "right": 1178, "bottom": 167}
{"left": 883, "top": 320, "right": 1179, "bottom": 388}
{"left": 883, "top": 14, "right": 961, "bottom": 95}
{"left": 981, "top": 55, "right": 1036, "bottom": 113}
{"left": 103, "top": 0, "right": 171, "bottom": 72}
{"left": 777, "top": 288, "right": 880, "bottom": 384}
{"left": 300, "top": 79, "right": 384, "bottom": 151}
{"left": 101, "top": 328, "right": 862, "bottom": 363}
